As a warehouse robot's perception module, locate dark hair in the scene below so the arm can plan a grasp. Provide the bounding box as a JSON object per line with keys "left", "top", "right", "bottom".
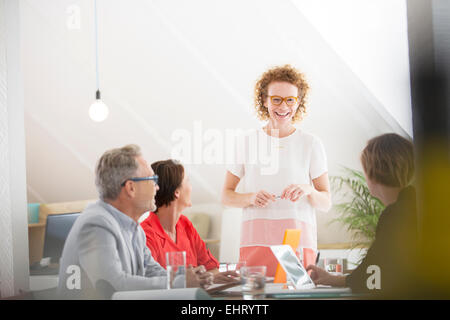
{"left": 361, "top": 133, "right": 415, "bottom": 188}
{"left": 151, "top": 159, "right": 184, "bottom": 209}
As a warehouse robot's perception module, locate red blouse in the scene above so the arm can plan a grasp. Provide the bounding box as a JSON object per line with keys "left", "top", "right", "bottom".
{"left": 140, "top": 212, "right": 219, "bottom": 271}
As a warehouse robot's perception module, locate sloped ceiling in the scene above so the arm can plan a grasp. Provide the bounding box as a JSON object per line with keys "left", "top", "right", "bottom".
{"left": 22, "top": 0, "right": 411, "bottom": 205}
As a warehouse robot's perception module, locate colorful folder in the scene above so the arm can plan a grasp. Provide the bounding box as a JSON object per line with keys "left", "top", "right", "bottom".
{"left": 273, "top": 229, "right": 301, "bottom": 283}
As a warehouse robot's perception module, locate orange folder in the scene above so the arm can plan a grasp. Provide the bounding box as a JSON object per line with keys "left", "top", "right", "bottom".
{"left": 273, "top": 229, "right": 301, "bottom": 283}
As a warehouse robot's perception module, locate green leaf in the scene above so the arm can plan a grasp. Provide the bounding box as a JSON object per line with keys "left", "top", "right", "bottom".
{"left": 330, "top": 166, "right": 385, "bottom": 260}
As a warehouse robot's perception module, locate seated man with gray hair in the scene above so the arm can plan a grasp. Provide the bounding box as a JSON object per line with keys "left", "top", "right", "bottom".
{"left": 58, "top": 144, "right": 211, "bottom": 299}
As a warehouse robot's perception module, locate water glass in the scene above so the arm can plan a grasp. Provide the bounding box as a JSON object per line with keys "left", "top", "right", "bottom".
{"left": 166, "top": 251, "right": 186, "bottom": 289}
{"left": 240, "top": 266, "right": 266, "bottom": 300}
{"left": 324, "top": 258, "right": 344, "bottom": 274}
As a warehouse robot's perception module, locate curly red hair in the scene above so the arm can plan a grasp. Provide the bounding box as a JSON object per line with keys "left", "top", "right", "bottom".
{"left": 254, "top": 64, "right": 310, "bottom": 122}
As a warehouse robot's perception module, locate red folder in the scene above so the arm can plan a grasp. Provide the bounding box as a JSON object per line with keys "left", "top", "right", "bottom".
{"left": 302, "top": 247, "right": 317, "bottom": 274}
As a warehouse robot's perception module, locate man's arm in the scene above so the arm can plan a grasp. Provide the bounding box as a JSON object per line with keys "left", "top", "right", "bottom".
{"left": 142, "top": 244, "right": 168, "bottom": 278}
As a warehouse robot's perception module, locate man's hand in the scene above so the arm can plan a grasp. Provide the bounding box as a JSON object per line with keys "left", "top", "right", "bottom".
{"left": 213, "top": 271, "right": 240, "bottom": 284}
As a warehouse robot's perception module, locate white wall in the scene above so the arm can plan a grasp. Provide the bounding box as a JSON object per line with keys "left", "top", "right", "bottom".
{"left": 20, "top": 0, "right": 412, "bottom": 252}
{"left": 0, "top": 0, "right": 30, "bottom": 298}
{"left": 0, "top": 0, "right": 15, "bottom": 298}
{"left": 293, "top": 0, "right": 413, "bottom": 136}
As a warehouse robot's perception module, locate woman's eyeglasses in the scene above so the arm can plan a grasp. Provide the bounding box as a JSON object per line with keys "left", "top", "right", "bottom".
{"left": 121, "top": 175, "right": 158, "bottom": 187}
{"left": 269, "top": 95, "right": 298, "bottom": 107}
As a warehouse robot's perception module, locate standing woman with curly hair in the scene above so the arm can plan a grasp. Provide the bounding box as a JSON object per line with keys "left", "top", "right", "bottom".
{"left": 221, "top": 65, "right": 331, "bottom": 276}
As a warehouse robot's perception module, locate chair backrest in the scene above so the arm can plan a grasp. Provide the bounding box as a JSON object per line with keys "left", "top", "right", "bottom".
{"left": 39, "top": 199, "right": 96, "bottom": 222}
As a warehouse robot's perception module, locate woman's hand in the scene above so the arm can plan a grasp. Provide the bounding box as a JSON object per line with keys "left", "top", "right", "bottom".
{"left": 197, "top": 271, "right": 214, "bottom": 288}
{"left": 281, "top": 184, "right": 314, "bottom": 202}
{"left": 250, "top": 190, "right": 276, "bottom": 208}
{"left": 186, "top": 266, "right": 201, "bottom": 288}
{"left": 193, "top": 265, "right": 214, "bottom": 288}
{"left": 306, "top": 265, "right": 346, "bottom": 287}
{"left": 187, "top": 265, "right": 214, "bottom": 288}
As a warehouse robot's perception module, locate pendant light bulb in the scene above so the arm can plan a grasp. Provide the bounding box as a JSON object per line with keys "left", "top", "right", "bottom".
{"left": 89, "top": 90, "right": 109, "bottom": 122}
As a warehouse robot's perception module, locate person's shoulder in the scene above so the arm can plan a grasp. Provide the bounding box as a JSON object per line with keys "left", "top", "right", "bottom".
{"left": 137, "top": 222, "right": 151, "bottom": 243}
{"left": 179, "top": 214, "right": 194, "bottom": 228}
{"left": 226, "top": 129, "right": 257, "bottom": 155}
{"left": 388, "top": 186, "right": 417, "bottom": 221}
{"left": 237, "top": 128, "right": 259, "bottom": 142}
{"left": 245, "top": 128, "right": 260, "bottom": 137}
{"left": 375, "top": 208, "right": 389, "bottom": 231}
{"left": 290, "top": 129, "right": 324, "bottom": 149}
{"left": 296, "top": 129, "right": 322, "bottom": 142}
{"left": 140, "top": 212, "right": 155, "bottom": 228}
{"left": 67, "top": 202, "right": 120, "bottom": 248}
{"left": 78, "top": 201, "right": 119, "bottom": 231}
{"left": 376, "top": 187, "right": 416, "bottom": 231}
{"left": 178, "top": 215, "right": 201, "bottom": 238}
{"left": 140, "top": 212, "right": 163, "bottom": 236}
{"left": 79, "top": 201, "right": 108, "bottom": 222}
{"left": 384, "top": 186, "right": 416, "bottom": 211}
{"left": 398, "top": 186, "right": 416, "bottom": 203}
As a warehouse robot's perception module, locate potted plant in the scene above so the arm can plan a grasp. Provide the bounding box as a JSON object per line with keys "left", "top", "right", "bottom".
{"left": 330, "top": 167, "right": 385, "bottom": 263}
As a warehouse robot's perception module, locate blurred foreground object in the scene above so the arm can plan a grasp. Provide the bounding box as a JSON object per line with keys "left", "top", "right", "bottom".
{"left": 408, "top": 0, "right": 450, "bottom": 298}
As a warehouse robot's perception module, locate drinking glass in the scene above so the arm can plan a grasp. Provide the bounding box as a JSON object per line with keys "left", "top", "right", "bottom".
{"left": 166, "top": 251, "right": 186, "bottom": 289}
{"left": 240, "top": 266, "right": 266, "bottom": 300}
{"left": 324, "top": 258, "right": 344, "bottom": 275}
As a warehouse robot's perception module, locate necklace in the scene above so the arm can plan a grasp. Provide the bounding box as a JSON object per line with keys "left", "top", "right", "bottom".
{"left": 264, "top": 125, "right": 296, "bottom": 138}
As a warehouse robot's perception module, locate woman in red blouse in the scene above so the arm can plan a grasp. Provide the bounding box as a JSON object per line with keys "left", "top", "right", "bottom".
{"left": 141, "top": 159, "right": 238, "bottom": 284}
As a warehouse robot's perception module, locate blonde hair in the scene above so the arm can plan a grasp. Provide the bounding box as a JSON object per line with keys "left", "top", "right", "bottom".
{"left": 361, "top": 134, "right": 414, "bottom": 188}
{"left": 254, "top": 64, "right": 310, "bottom": 122}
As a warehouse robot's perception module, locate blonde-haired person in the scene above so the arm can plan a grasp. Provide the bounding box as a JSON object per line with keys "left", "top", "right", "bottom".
{"left": 222, "top": 65, "right": 331, "bottom": 276}
{"left": 306, "top": 133, "right": 418, "bottom": 298}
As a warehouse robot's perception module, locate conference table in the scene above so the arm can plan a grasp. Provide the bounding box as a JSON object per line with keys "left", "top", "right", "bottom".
{"left": 208, "top": 281, "right": 361, "bottom": 300}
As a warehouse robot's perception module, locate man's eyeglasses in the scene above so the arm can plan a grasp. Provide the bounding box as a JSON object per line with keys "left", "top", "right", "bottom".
{"left": 121, "top": 175, "right": 159, "bottom": 187}
{"left": 269, "top": 95, "right": 298, "bottom": 107}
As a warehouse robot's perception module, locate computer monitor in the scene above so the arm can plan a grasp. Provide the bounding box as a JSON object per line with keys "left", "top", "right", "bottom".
{"left": 43, "top": 212, "right": 81, "bottom": 264}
